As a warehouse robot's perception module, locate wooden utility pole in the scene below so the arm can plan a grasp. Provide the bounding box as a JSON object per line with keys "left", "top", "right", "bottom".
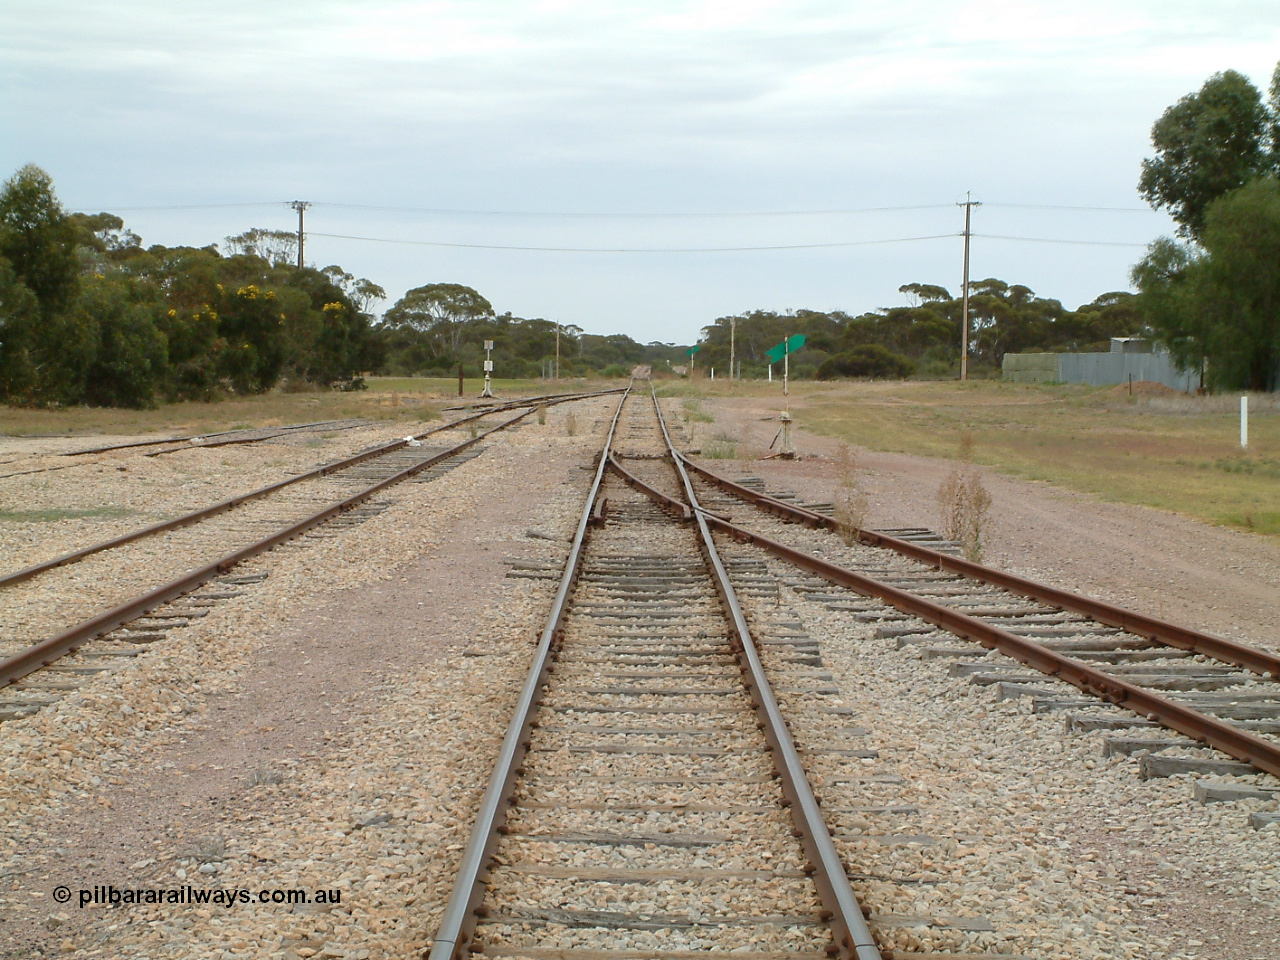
{"left": 958, "top": 193, "right": 980, "bottom": 381}
{"left": 291, "top": 200, "right": 311, "bottom": 269}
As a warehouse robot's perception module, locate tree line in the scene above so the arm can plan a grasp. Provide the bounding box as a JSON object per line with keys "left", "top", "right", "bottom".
{"left": 0, "top": 165, "right": 383, "bottom": 407}
{"left": 0, "top": 166, "right": 687, "bottom": 408}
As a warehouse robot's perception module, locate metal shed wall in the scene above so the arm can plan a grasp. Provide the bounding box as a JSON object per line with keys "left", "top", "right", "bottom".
{"left": 1002, "top": 350, "right": 1198, "bottom": 391}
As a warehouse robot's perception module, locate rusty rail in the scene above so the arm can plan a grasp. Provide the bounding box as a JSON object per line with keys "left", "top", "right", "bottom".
{"left": 0, "top": 410, "right": 534, "bottom": 689}
{"left": 680, "top": 454, "right": 1280, "bottom": 680}
{"left": 144, "top": 419, "right": 373, "bottom": 457}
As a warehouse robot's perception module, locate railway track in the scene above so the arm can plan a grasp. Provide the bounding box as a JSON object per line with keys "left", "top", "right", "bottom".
{"left": 0, "top": 391, "right": 618, "bottom": 722}
{"left": 0, "top": 418, "right": 373, "bottom": 481}
{"left": 621, "top": 444, "right": 1280, "bottom": 792}
{"left": 432, "top": 385, "right": 1049, "bottom": 960}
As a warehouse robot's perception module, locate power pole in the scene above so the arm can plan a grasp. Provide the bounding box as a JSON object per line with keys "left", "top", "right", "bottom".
{"left": 555, "top": 324, "right": 560, "bottom": 379}
{"left": 290, "top": 200, "right": 311, "bottom": 269}
{"left": 958, "top": 192, "right": 980, "bottom": 381}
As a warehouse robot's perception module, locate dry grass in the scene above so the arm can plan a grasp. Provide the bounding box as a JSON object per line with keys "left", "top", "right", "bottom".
{"left": 681, "top": 398, "right": 715, "bottom": 423}
{"left": 831, "top": 443, "right": 869, "bottom": 545}
{"left": 937, "top": 435, "right": 993, "bottom": 561}
{"left": 703, "top": 431, "right": 740, "bottom": 459}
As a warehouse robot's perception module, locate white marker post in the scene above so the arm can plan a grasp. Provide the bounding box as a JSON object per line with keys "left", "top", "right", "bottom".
{"left": 1241, "top": 395, "right": 1248, "bottom": 449}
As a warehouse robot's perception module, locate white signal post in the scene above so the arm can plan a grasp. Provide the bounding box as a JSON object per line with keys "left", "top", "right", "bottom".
{"left": 481, "top": 340, "right": 494, "bottom": 398}
{"left": 1241, "top": 395, "right": 1249, "bottom": 449}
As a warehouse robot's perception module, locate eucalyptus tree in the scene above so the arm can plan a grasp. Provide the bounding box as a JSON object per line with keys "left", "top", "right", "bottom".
{"left": 1139, "top": 67, "right": 1274, "bottom": 240}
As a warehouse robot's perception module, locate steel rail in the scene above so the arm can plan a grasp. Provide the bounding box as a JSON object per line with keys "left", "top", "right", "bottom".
{"left": 680, "top": 454, "right": 1280, "bottom": 680}
{"left": 610, "top": 451, "right": 1280, "bottom": 780}
{"left": 427, "top": 386, "right": 632, "bottom": 960}
{"left": 1, "top": 393, "right": 603, "bottom": 590}
{"left": 0, "top": 409, "right": 534, "bottom": 689}
{"left": 143, "top": 419, "right": 373, "bottom": 457}
{"left": 650, "top": 388, "right": 883, "bottom": 960}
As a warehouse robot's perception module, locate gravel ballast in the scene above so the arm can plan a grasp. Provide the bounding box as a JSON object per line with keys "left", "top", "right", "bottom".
{"left": 1, "top": 393, "right": 1276, "bottom": 959}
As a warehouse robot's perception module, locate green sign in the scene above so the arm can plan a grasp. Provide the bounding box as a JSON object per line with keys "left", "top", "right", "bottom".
{"left": 686, "top": 345, "right": 701, "bottom": 357}
{"left": 765, "top": 334, "right": 806, "bottom": 364}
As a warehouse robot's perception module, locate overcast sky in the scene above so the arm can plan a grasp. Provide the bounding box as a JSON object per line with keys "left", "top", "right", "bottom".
{"left": 4, "top": 1, "right": 1278, "bottom": 343}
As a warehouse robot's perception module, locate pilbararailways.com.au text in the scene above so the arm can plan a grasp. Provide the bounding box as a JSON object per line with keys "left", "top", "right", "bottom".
{"left": 62, "top": 885, "right": 343, "bottom": 909}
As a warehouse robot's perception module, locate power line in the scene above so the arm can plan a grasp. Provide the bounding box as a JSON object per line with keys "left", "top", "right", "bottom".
{"left": 67, "top": 201, "right": 1157, "bottom": 250}
{"left": 307, "top": 230, "right": 960, "bottom": 253}
{"left": 72, "top": 199, "right": 980, "bottom": 219}
{"left": 307, "top": 229, "right": 1152, "bottom": 253}
{"left": 976, "top": 233, "right": 1149, "bottom": 248}
{"left": 982, "top": 202, "right": 1148, "bottom": 213}
{"left": 309, "top": 201, "right": 956, "bottom": 219}
{"left": 71, "top": 202, "right": 287, "bottom": 212}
